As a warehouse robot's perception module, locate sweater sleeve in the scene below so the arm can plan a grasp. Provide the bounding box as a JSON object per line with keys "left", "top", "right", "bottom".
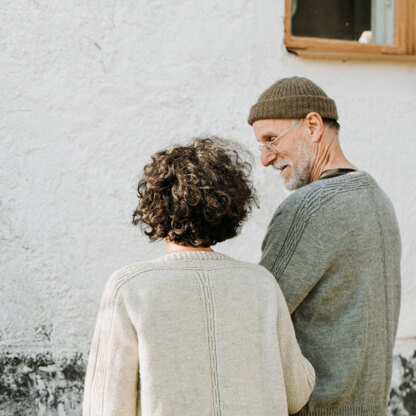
{"left": 83, "top": 276, "right": 139, "bottom": 416}
{"left": 276, "top": 284, "right": 315, "bottom": 414}
{"left": 260, "top": 194, "right": 326, "bottom": 314}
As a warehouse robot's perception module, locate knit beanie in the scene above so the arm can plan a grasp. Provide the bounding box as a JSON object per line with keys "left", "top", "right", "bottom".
{"left": 248, "top": 76, "right": 338, "bottom": 125}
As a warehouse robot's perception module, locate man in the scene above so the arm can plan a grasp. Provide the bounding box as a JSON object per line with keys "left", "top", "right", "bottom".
{"left": 248, "top": 76, "right": 401, "bottom": 416}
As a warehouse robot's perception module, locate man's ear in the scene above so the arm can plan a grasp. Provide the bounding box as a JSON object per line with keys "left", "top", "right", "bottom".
{"left": 305, "top": 112, "right": 324, "bottom": 143}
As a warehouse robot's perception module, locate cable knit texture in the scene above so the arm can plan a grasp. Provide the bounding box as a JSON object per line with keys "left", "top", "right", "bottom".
{"left": 260, "top": 171, "right": 401, "bottom": 416}
{"left": 83, "top": 251, "right": 315, "bottom": 416}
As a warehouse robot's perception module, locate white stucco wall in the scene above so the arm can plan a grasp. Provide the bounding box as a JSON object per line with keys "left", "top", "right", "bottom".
{"left": 1, "top": 0, "right": 415, "bottom": 365}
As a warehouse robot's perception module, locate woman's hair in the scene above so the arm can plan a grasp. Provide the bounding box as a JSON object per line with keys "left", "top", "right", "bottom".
{"left": 132, "top": 137, "right": 258, "bottom": 247}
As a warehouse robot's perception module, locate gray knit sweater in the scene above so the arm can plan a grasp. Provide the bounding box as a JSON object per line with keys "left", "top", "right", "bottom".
{"left": 260, "top": 171, "right": 401, "bottom": 416}
{"left": 83, "top": 251, "right": 315, "bottom": 416}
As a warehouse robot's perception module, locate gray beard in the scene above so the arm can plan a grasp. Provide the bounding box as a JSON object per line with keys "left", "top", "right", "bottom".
{"left": 272, "top": 159, "right": 312, "bottom": 190}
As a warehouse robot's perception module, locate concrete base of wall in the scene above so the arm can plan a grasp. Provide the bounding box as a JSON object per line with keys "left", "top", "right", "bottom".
{"left": 1, "top": 350, "right": 415, "bottom": 416}
{"left": 0, "top": 352, "right": 85, "bottom": 416}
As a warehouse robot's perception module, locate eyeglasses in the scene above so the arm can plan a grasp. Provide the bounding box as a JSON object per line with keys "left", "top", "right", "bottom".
{"left": 257, "top": 125, "right": 295, "bottom": 152}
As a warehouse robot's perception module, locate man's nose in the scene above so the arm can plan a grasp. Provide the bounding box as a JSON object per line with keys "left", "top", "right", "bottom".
{"left": 261, "top": 148, "right": 277, "bottom": 167}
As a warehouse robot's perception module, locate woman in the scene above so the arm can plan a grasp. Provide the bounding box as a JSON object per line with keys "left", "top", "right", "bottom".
{"left": 83, "top": 138, "right": 315, "bottom": 416}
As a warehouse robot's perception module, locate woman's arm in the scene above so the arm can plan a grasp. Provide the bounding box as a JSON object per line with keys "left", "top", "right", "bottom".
{"left": 83, "top": 276, "right": 140, "bottom": 416}
{"left": 276, "top": 284, "right": 315, "bottom": 414}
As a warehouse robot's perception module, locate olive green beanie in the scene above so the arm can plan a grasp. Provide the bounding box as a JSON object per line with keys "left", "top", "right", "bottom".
{"left": 248, "top": 76, "right": 338, "bottom": 125}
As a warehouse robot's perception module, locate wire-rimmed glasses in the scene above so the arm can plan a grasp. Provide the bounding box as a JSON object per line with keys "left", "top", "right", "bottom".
{"left": 258, "top": 125, "right": 295, "bottom": 153}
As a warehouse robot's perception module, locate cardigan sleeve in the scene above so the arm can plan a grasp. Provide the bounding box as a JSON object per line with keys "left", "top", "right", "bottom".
{"left": 83, "top": 276, "right": 140, "bottom": 416}
{"left": 276, "top": 284, "right": 315, "bottom": 414}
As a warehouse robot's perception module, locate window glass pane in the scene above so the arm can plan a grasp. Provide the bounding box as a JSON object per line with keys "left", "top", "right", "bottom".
{"left": 291, "top": 0, "right": 395, "bottom": 44}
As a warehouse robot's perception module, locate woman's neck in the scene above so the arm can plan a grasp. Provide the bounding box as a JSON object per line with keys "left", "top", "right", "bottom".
{"left": 166, "top": 240, "right": 213, "bottom": 254}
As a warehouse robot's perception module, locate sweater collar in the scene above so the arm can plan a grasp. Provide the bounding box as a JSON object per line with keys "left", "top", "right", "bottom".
{"left": 156, "top": 250, "right": 231, "bottom": 262}
{"left": 318, "top": 168, "right": 357, "bottom": 180}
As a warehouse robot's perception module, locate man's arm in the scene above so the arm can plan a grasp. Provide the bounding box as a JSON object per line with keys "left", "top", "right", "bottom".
{"left": 260, "top": 195, "right": 327, "bottom": 313}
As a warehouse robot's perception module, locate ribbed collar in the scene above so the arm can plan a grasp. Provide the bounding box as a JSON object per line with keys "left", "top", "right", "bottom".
{"left": 156, "top": 251, "right": 231, "bottom": 262}
{"left": 318, "top": 168, "right": 357, "bottom": 180}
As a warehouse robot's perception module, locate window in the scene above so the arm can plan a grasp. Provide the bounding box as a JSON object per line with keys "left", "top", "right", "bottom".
{"left": 284, "top": 0, "right": 416, "bottom": 60}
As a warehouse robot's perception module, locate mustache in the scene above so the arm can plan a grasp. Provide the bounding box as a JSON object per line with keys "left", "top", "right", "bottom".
{"left": 272, "top": 160, "right": 292, "bottom": 170}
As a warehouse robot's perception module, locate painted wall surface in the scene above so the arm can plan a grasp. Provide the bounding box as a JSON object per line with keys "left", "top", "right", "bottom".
{"left": 1, "top": 0, "right": 415, "bottom": 414}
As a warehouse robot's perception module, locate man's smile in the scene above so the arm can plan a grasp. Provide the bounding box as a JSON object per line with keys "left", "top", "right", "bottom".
{"left": 272, "top": 160, "right": 291, "bottom": 172}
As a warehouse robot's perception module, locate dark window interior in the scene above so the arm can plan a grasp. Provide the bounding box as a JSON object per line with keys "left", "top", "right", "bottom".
{"left": 291, "top": 0, "right": 372, "bottom": 41}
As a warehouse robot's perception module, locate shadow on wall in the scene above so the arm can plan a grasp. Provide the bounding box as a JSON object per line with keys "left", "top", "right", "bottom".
{"left": 0, "top": 351, "right": 415, "bottom": 415}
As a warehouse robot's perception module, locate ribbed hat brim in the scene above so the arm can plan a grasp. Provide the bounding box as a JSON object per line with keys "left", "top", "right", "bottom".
{"left": 248, "top": 95, "right": 338, "bottom": 125}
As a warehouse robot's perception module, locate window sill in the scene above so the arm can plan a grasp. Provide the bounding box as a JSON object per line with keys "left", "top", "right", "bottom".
{"left": 287, "top": 48, "right": 416, "bottom": 62}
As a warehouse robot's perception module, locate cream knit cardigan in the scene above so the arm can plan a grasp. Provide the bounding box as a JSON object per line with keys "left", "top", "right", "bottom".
{"left": 83, "top": 251, "right": 315, "bottom": 416}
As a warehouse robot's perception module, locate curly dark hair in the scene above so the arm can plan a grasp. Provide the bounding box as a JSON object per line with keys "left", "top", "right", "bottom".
{"left": 132, "top": 137, "right": 258, "bottom": 247}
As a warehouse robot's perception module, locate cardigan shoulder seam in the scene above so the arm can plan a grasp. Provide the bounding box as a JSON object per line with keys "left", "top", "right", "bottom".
{"left": 105, "top": 261, "right": 275, "bottom": 296}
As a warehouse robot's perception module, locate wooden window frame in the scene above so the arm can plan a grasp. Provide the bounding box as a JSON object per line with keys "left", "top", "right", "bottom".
{"left": 284, "top": 0, "right": 416, "bottom": 61}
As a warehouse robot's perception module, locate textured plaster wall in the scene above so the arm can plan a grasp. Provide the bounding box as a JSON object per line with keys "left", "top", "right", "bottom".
{"left": 0, "top": 0, "right": 415, "bottom": 414}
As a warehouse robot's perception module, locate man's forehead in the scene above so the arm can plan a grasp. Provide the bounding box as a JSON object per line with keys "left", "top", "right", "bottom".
{"left": 253, "top": 118, "right": 292, "bottom": 136}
